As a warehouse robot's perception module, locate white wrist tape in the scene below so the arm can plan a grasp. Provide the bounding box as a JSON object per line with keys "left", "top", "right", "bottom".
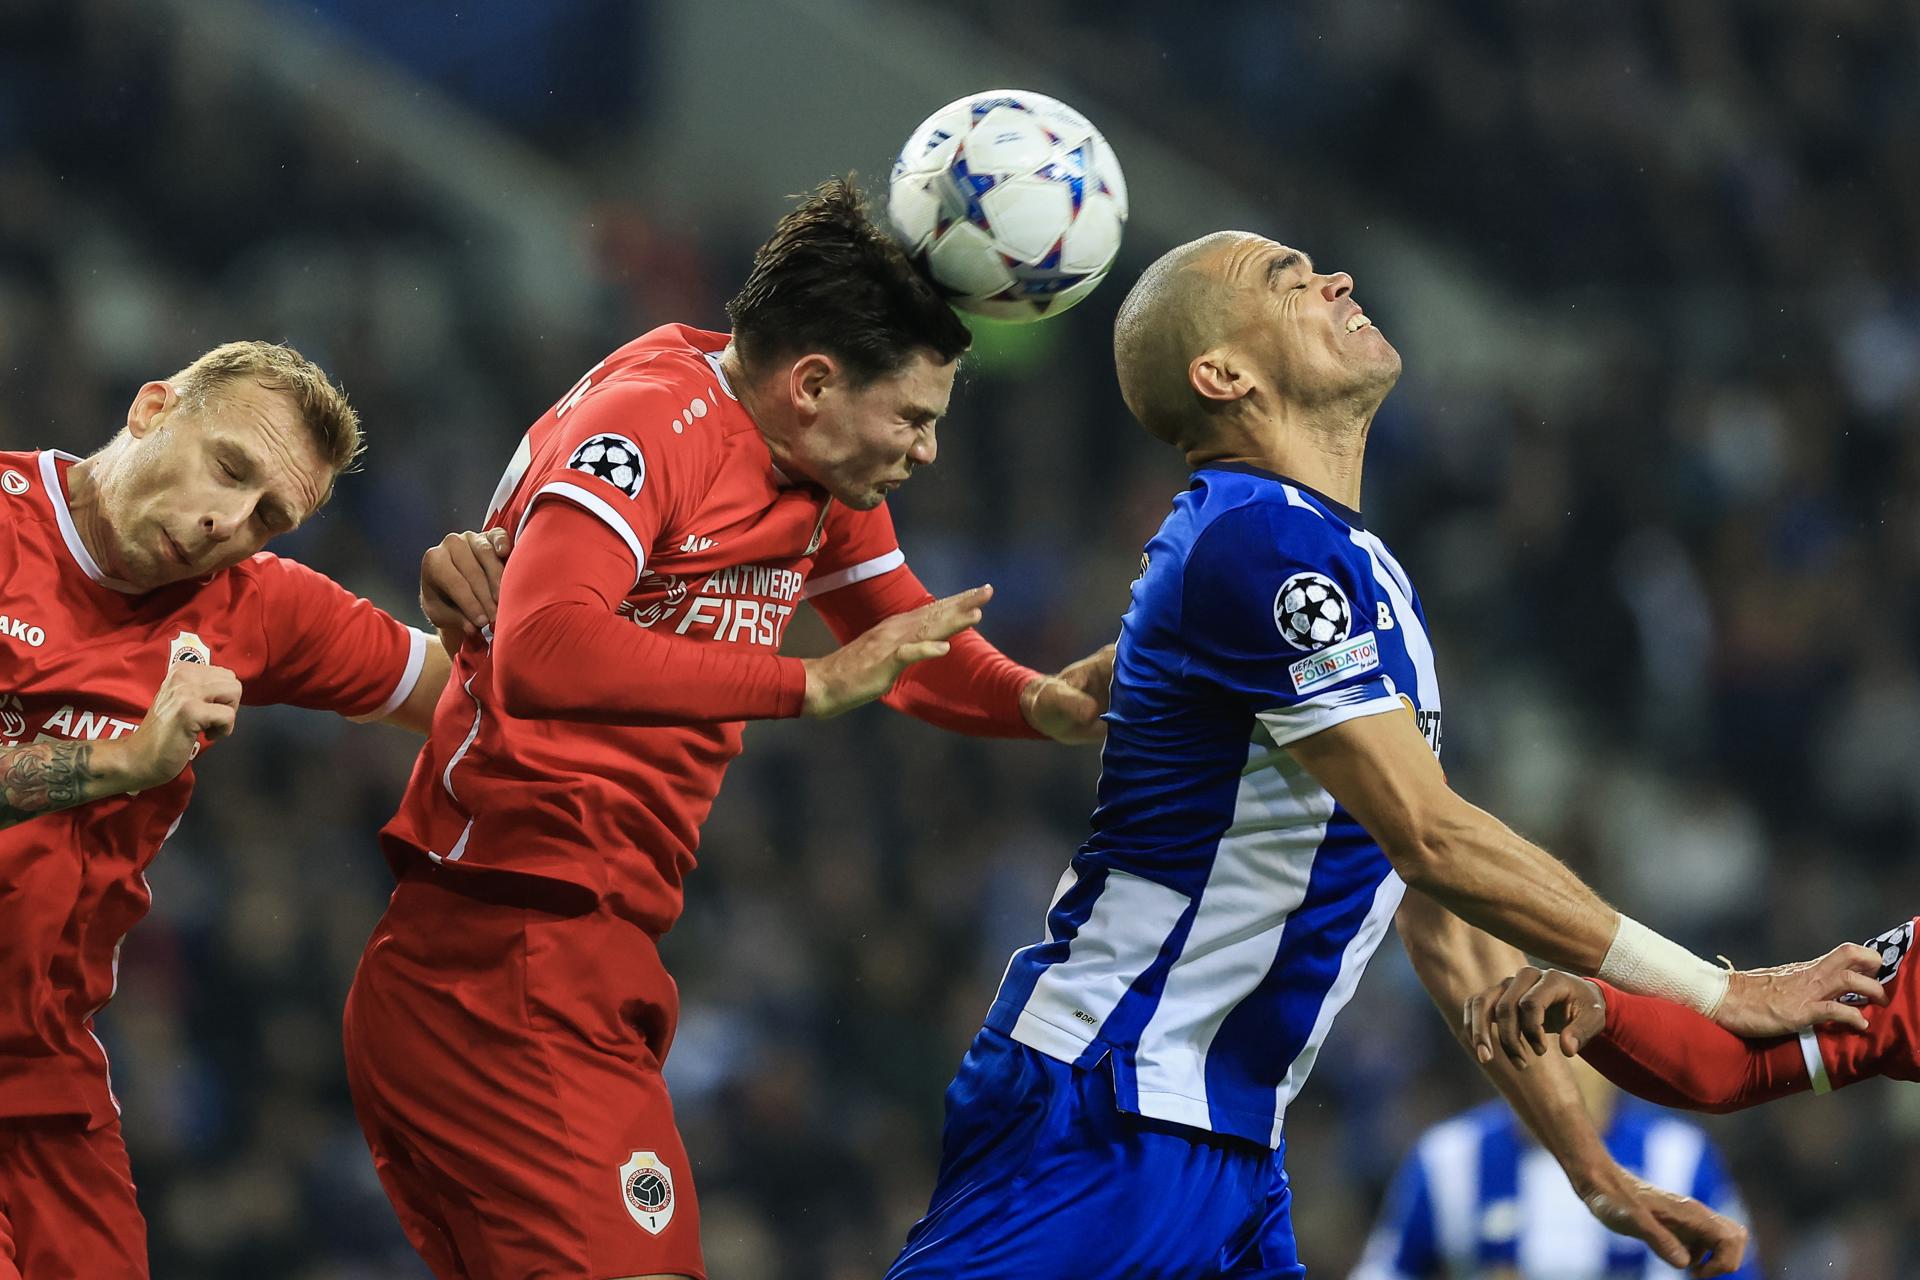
{"left": 1596, "top": 914, "right": 1730, "bottom": 1016}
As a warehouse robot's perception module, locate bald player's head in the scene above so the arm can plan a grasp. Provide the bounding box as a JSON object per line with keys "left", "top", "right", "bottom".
{"left": 1112, "top": 231, "right": 1247, "bottom": 450}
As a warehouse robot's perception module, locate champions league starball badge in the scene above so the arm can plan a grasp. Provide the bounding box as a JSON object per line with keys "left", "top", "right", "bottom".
{"left": 1274, "top": 572, "right": 1352, "bottom": 652}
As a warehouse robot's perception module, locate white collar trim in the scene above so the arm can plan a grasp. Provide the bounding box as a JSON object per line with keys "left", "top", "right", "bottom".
{"left": 40, "top": 450, "right": 139, "bottom": 593}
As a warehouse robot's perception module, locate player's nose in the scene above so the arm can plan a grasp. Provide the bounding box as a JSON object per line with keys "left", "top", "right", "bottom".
{"left": 200, "top": 504, "right": 245, "bottom": 542}
{"left": 909, "top": 425, "right": 937, "bottom": 467}
{"left": 1320, "top": 271, "right": 1354, "bottom": 301}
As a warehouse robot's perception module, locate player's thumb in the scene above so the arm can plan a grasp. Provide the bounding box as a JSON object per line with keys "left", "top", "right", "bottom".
{"left": 896, "top": 640, "right": 952, "bottom": 667}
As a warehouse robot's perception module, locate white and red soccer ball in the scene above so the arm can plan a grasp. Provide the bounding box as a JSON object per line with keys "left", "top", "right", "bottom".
{"left": 889, "top": 90, "right": 1128, "bottom": 323}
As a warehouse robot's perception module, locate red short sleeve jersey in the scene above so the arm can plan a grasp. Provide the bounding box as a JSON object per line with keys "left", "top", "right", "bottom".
{"left": 0, "top": 449, "right": 426, "bottom": 1123}
{"left": 381, "top": 325, "right": 913, "bottom": 934}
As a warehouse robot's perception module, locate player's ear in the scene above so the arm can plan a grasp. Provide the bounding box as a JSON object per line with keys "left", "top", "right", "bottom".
{"left": 789, "top": 354, "right": 839, "bottom": 423}
{"left": 125, "top": 382, "right": 180, "bottom": 439}
{"left": 1190, "top": 347, "right": 1252, "bottom": 406}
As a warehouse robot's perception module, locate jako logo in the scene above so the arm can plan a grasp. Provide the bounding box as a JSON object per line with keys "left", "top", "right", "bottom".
{"left": 0, "top": 615, "right": 46, "bottom": 647}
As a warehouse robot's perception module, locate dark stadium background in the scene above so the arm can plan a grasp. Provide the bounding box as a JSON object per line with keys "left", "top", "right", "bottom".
{"left": 6, "top": 1, "right": 1920, "bottom": 1274}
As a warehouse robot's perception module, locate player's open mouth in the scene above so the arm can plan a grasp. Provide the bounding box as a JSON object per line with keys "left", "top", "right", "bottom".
{"left": 1345, "top": 313, "right": 1373, "bottom": 334}
{"left": 162, "top": 531, "right": 190, "bottom": 566}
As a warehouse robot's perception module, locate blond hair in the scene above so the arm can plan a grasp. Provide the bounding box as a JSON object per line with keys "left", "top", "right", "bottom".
{"left": 169, "top": 341, "right": 363, "bottom": 475}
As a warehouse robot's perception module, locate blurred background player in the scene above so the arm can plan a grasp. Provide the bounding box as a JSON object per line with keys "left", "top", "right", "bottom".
{"left": 0, "top": 340, "right": 497, "bottom": 1279}
{"left": 1350, "top": 1060, "right": 1759, "bottom": 1280}
{"left": 341, "top": 179, "right": 1112, "bottom": 1280}
{"left": 883, "top": 232, "right": 1880, "bottom": 1280}
{"left": 1468, "top": 915, "right": 1920, "bottom": 1113}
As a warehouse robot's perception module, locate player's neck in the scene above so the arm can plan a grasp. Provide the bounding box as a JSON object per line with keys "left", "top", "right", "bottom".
{"left": 718, "top": 343, "right": 798, "bottom": 476}
{"left": 1189, "top": 405, "right": 1369, "bottom": 510}
{"left": 62, "top": 453, "right": 129, "bottom": 582}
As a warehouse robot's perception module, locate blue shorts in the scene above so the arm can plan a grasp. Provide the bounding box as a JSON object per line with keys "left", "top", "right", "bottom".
{"left": 887, "top": 1029, "right": 1307, "bottom": 1280}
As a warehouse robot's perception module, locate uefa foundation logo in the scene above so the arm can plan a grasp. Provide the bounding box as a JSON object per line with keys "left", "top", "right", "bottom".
{"left": 619, "top": 1150, "right": 675, "bottom": 1235}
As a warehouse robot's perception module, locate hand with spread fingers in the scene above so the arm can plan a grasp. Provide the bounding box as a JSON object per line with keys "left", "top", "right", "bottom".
{"left": 802, "top": 585, "right": 991, "bottom": 719}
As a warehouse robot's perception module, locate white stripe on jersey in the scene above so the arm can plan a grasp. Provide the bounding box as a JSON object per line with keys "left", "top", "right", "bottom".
{"left": 1351, "top": 526, "right": 1440, "bottom": 708}
{"left": 1006, "top": 869, "right": 1193, "bottom": 1064}
{"left": 522, "top": 481, "right": 648, "bottom": 588}
{"left": 803, "top": 549, "right": 906, "bottom": 598}
{"left": 1420, "top": 1116, "right": 1481, "bottom": 1262}
{"left": 1131, "top": 749, "right": 1337, "bottom": 1128}
{"left": 1269, "top": 870, "right": 1407, "bottom": 1144}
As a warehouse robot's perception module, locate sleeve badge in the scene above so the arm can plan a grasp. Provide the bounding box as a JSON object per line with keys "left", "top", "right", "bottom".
{"left": 566, "top": 434, "right": 646, "bottom": 498}
{"left": 1274, "top": 571, "right": 1353, "bottom": 652}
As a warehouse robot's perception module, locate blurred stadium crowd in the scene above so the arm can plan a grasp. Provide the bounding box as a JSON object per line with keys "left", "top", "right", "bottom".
{"left": 4, "top": 1, "right": 1920, "bottom": 1276}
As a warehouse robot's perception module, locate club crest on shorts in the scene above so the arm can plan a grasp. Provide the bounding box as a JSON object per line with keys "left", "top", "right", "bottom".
{"left": 619, "top": 1150, "right": 675, "bottom": 1235}
{"left": 567, "top": 433, "right": 645, "bottom": 498}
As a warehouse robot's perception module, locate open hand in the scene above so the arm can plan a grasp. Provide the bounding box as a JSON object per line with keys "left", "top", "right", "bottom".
{"left": 802, "top": 586, "right": 990, "bottom": 719}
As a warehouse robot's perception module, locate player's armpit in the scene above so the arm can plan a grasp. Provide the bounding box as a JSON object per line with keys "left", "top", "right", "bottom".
{"left": 1287, "top": 710, "right": 1619, "bottom": 972}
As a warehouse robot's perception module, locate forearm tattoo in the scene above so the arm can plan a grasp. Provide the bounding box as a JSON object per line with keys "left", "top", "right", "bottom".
{"left": 0, "top": 741, "right": 98, "bottom": 829}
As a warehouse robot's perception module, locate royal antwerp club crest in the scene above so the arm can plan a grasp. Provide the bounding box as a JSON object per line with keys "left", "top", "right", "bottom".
{"left": 619, "top": 1150, "right": 675, "bottom": 1235}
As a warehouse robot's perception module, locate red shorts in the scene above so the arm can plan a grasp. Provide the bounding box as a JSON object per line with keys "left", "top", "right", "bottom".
{"left": 343, "top": 866, "right": 703, "bottom": 1280}
{"left": 0, "top": 1117, "right": 147, "bottom": 1280}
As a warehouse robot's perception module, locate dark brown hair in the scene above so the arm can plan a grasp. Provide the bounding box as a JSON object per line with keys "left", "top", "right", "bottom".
{"left": 726, "top": 177, "right": 971, "bottom": 384}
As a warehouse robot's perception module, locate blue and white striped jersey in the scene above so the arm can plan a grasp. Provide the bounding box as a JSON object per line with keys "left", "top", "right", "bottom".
{"left": 1349, "top": 1099, "right": 1759, "bottom": 1280}
{"left": 985, "top": 464, "right": 1441, "bottom": 1147}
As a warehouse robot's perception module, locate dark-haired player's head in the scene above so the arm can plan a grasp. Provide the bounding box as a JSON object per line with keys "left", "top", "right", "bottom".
{"left": 79, "top": 340, "right": 359, "bottom": 590}
{"left": 1113, "top": 231, "right": 1400, "bottom": 457}
{"left": 725, "top": 177, "right": 973, "bottom": 509}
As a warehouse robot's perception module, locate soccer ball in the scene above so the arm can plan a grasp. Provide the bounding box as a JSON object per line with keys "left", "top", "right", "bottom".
{"left": 888, "top": 90, "right": 1128, "bottom": 323}
{"left": 1275, "top": 573, "right": 1352, "bottom": 651}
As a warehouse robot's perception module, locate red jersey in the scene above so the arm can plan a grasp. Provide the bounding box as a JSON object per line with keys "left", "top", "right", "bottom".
{"left": 0, "top": 449, "right": 427, "bottom": 1124}
{"left": 381, "top": 325, "right": 961, "bottom": 934}
{"left": 1585, "top": 916, "right": 1920, "bottom": 1112}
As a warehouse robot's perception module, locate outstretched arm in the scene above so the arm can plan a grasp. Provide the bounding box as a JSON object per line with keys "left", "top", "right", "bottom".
{"left": 1288, "top": 708, "right": 1885, "bottom": 1039}
{"left": 809, "top": 563, "right": 1111, "bottom": 742}
{"left": 1470, "top": 943, "right": 1920, "bottom": 1112}
{"left": 1396, "top": 894, "right": 1749, "bottom": 1277}
{"left": 491, "top": 501, "right": 987, "bottom": 725}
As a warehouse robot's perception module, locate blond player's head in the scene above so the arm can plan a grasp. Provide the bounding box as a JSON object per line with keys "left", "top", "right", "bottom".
{"left": 84, "top": 340, "right": 361, "bottom": 590}
{"left": 1114, "top": 231, "right": 1400, "bottom": 455}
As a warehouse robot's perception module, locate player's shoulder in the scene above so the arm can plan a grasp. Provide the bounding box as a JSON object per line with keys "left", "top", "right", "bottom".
{"left": 1157, "top": 466, "right": 1374, "bottom": 602}
{"left": 557, "top": 326, "right": 736, "bottom": 441}
{"left": 1181, "top": 467, "right": 1363, "bottom": 555}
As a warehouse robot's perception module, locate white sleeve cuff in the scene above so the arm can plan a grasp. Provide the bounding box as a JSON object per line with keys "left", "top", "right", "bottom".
{"left": 354, "top": 627, "right": 431, "bottom": 722}
{"left": 1798, "top": 1028, "right": 1834, "bottom": 1095}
